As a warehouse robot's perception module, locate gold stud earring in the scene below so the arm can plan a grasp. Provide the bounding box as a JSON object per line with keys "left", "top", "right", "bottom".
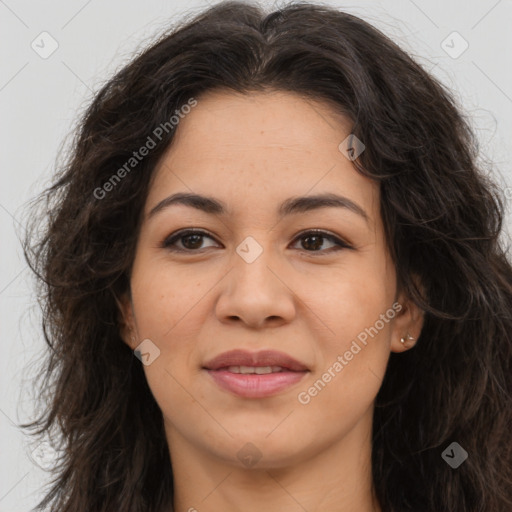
{"left": 400, "top": 333, "right": 415, "bottom": 344}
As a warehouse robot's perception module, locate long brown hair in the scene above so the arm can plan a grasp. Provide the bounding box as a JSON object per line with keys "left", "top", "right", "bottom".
{"left": 22, "top": 1, "right": 512, "bottom": 510}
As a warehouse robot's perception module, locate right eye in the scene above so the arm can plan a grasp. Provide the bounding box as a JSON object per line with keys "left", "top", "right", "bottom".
{"left": 161, "top": 229, "right": 220, "bottom": 252}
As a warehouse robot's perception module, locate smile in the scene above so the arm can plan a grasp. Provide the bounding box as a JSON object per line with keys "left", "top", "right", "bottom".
{"left": 204, "top": 367, "right": 308, "bottom": 398}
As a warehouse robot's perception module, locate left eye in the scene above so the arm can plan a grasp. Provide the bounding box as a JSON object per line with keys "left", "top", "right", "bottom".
{"left": 292, "top": 230, "right": 352, "bottom": 253}
{"left": 161, "top": 229, "right": 352, "bottom": 253}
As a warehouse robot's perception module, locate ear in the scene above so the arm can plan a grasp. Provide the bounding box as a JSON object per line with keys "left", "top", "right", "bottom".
{"left": 114, "top": 290, "right": 137, "bottom": 350}
{"left": 390, "top": 276, "right": 425, "bottom": 353}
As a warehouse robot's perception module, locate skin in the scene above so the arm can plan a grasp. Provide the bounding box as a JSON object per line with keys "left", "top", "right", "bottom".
{"left": 119, "top": 89, "right": 424, "bottom": 512}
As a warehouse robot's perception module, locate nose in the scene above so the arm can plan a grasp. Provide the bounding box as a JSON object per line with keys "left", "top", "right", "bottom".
{"left": 214, "top": 241, "right": 296, "bottom": 329}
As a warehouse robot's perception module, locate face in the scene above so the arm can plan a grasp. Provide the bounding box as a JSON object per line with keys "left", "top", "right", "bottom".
{"left": 119, "top": 89, "right": 422, "bottom": 469}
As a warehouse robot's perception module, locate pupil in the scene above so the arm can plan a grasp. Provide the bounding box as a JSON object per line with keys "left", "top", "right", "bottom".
{"left": 303, "top": 235, "right": 322, "bottom": 251}
{"left": 183, "top": 234, "right": 203, "bottom": 249}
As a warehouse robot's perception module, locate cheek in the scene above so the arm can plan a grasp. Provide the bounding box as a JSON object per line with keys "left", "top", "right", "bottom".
{"left": 130, "top": 272, "right": 205, "bottom": 422}
{"left": 323, "top": 256, "right": 394, "bottom": 341}
{"left": 130, "top": 259, "right": 207, "bottom": 340}
{"left": 306, "top": 264, "right": 394, "bottom": 408}
{"left": 127, "top": 264, "right": 204, "bottom": 395}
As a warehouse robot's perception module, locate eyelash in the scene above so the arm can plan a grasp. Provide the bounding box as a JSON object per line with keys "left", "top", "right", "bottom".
{"left": 161, "top": 229, "right": 353, "bottom": 255}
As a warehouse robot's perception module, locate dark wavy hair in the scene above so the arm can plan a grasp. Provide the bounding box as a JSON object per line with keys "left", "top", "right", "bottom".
{"left": 21, "top": 1, "right": 512, "bottom": 511}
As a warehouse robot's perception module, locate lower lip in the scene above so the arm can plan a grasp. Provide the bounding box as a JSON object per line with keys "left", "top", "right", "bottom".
{"left": 204, "top": 369, "right": 308, "bottom": 398}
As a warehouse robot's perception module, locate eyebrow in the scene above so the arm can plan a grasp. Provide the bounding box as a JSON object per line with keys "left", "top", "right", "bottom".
{"left": 148, "top": 191, "right": 370, "bottom": 224}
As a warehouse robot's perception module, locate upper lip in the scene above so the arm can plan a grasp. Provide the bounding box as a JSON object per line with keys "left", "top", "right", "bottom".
{"left": 203, "top": 349, "right": 309, "bottom": 372}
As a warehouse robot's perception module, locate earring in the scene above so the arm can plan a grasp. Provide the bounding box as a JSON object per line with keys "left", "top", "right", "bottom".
{"left": 400, "top": 333, "right": 415, "bottom": 344}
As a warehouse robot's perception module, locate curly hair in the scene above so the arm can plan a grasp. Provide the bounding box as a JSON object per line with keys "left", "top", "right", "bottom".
{"left": 21, "top": 1, "right": 512, "bottom": 511}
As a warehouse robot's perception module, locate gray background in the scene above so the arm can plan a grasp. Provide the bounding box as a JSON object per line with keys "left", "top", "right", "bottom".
{"left": 1, "top": 0, "right": 511, "bottom": 510}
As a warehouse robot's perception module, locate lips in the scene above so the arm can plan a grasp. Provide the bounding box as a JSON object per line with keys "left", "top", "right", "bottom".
{"left": 203, "top": 349, "right": 309, "bottom": 372}
{"left": 203, "top": 349, "right": 309, "bottom": 398}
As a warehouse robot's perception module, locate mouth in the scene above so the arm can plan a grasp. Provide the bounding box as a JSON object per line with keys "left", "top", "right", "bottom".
{"left": 203, "top": 367, "right": 308, "bottom": 398}
{"left": 218, "top": 365, "right": 292, "bottom": 374}
{"left": 202, "top": 350, "right": 310, "bottom": 398}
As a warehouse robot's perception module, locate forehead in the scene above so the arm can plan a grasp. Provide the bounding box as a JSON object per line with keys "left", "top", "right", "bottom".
{"left": 145, "top": 89, "right": 379, "bottom": 226}
{"left": 167, "top": 89, "right": 352, "bottom": 150}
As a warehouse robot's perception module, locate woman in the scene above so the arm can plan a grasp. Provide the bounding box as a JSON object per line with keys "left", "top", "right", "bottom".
{"left": 22, "top": 1, "right": 512, "bottom": 511}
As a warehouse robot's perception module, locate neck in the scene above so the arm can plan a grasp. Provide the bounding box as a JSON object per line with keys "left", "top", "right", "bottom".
{"left": 166, "top": 407, "right": 381, "bottom": 512}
